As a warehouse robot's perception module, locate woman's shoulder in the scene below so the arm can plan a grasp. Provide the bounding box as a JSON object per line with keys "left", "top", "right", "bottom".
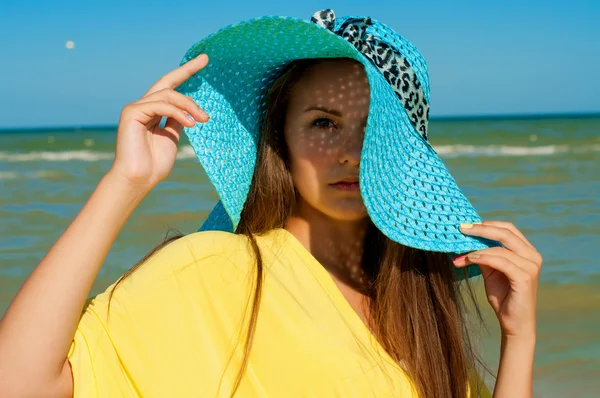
{"left": 178, "top": 229, "right": 252, "bottom": 257}
{"left": 171, "top": 228, "right": 292, "bottom": 262}
{"left": 110, "top": 228, "right": 292, "bottom": 299}
{"left": 108, "top": 231, "right": 253, "bottom": 296}
{"left": 146, "top": 230, "right": 254, "bottom": 274}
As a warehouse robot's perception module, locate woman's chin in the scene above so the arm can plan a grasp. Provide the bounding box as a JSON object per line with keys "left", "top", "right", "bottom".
{"left": 324, "top": 201, "right": 368, "bottom": 222}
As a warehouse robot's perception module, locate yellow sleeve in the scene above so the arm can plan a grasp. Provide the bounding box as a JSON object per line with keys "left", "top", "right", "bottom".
{"left": 67, "top": 292, "right": 136, "bottom": 397}
{"left": 67, "top": 231, "right": 253, "bottom": 398}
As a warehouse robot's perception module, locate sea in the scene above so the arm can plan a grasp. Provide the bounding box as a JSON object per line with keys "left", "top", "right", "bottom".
{"left": 1, "top": 114, "right": 599, "bottom": 397}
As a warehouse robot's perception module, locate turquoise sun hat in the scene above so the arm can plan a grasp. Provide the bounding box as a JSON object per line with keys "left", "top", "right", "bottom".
{"left": 176, "top": 9, "right": 500, "bottom": 278}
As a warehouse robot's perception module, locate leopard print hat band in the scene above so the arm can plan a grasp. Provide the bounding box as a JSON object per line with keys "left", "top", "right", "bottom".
{"left": 311, "top": 9, "right": 430, "bottom": 141}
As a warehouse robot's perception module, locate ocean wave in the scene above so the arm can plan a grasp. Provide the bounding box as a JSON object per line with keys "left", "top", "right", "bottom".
{"left": 0, "top": 150, "right": 114, "bottom": 162}
{"left": 0, "top": 170, "right": 63, "bottom": 180}
{"left": 0, "top": 171, "right": 19, "bottom": 179}
{"left": 0, "top": 148, "right": 199, "bottom": 163}
{"left": 433, "top": 144, "right": 576, "bottom": 157}
{"left": 1, "top": 144, "right": 598, "bottom": 163}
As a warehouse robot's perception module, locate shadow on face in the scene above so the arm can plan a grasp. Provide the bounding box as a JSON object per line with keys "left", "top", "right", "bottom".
{"left": 284, "top": 58, "right": 371, "bottom": 222}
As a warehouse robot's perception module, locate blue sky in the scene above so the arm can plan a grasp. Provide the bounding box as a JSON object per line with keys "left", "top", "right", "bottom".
{"left": 0, "top": 0, "right": 598, "bottom": 128}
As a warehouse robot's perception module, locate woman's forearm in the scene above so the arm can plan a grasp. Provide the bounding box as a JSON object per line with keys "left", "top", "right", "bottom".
{"left": 492, "top": 333, "right": 536, "bottom": 398}
{"left": 0, "top": 170, "right": 148, "bottom": 395}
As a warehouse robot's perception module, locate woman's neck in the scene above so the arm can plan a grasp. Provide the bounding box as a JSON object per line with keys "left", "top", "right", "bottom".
{"left": 284, "top": 199, "right": 370, "bottom": 293}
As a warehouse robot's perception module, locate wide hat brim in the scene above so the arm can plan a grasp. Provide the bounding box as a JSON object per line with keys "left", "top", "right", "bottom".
{"left": 177, "top": 15, "right": 500, "bottom": 278}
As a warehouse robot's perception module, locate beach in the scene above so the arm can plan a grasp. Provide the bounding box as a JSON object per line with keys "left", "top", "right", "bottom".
{"left": 1, "top": 114, "right": 599, "bottom": 396}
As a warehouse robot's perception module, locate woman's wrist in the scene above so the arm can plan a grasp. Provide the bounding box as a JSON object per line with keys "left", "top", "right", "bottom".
{"left": 501, "top": 331, "right": 536, "bottom": 350}
{"left": 500, "top": 332, "right": 536, "bottom": 370}
{"left": 493, "top": 332, "right": 535, "bottom": 398}
{"left": 104, "top": 167, "right": 154, "bottom": 200}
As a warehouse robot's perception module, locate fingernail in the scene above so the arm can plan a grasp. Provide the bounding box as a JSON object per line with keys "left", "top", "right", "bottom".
{"left": 467, "top": 252, "right": 480, "bottom": 260}
{"left": 460, "top": 223, "right": 473, "bottom": 229}
{"left": 473, "top": 222, "right": 482, "bottom": 225}
{"left": 186, "top": 113, "right": 196, "bottom": 122}
{"left": 453, "top": 254, "right": 467, "bottom": 262}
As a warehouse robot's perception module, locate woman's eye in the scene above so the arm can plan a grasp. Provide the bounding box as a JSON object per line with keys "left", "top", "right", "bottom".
{"left": 311, "top": 117, "right": 337, "bottom": 129}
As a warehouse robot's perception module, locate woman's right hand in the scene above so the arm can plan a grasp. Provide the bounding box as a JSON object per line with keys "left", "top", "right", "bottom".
{"left": 109, "top": 54, "right": 210, "bottom": 192}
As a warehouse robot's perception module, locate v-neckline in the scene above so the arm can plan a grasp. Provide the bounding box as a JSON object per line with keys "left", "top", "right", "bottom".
{"left": 272, "top": 228, "right": 406, "bottom": 374}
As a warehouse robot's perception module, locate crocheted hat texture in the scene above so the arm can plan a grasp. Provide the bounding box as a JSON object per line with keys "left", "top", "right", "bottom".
{"left": 177, "top": 9, "right": 500, "bottom": 278}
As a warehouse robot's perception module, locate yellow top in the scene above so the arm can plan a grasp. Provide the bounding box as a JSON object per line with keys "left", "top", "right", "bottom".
{"left": 68, "top": 228, "right": 491, "bottom": 397}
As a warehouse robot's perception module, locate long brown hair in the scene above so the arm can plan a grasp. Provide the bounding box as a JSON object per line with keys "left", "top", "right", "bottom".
{"left": 109, "top": 58, "right": 489, "bottom": 397}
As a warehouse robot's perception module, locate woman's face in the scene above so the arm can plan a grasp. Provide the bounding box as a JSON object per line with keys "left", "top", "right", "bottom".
{"left": 284, "top": 58, "right": 370, "bottom": 222}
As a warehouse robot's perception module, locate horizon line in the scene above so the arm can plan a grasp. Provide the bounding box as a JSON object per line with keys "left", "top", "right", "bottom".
{"left": 1, "top": 111, "right": 599, "bottom": 132}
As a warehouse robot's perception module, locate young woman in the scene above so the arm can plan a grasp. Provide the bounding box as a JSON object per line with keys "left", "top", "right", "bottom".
{"left": 0, "top": 10, "right": 541, "bottom": 398}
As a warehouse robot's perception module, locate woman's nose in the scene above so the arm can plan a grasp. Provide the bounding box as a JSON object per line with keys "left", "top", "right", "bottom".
{"left": 338, "top": 127, "right": 364, "bottom": 166}
{"left": 339, "top": 148, "right": 361, "bottom": 166}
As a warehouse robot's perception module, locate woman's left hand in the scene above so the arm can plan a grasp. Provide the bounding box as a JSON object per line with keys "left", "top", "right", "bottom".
{"left": 453, "top": 221, "right": 543, "bottom": 339}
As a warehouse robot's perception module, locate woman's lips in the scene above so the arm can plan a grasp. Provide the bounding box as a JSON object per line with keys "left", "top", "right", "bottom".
{"left": 330, "top": 182, "right": 360, "bottom": 191}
